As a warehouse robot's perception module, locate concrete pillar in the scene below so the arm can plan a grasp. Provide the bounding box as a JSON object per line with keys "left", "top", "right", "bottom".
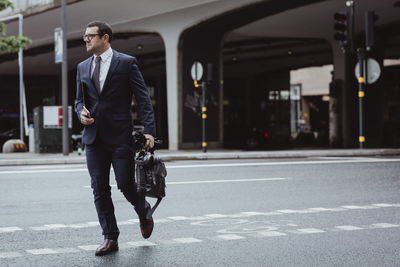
{"left": 161, "top": 31, "right": 180, "bottom": 150}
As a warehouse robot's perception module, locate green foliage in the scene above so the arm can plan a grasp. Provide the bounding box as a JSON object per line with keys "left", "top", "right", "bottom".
{"left": 0, "top": 0, "right": 14, "bottom": 11}
{"left": 0, "top": 22, "right": 5, "bottom": 35}
{"left": 0, "top": 36, "right": 32, "bottom": 53}
{"left": 0, "top": 0, "right": 32, "bottom": 54}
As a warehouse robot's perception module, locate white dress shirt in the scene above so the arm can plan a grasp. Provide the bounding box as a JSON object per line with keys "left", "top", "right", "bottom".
{"left": 91, "top": 47, "right": 113, "bottom": 92}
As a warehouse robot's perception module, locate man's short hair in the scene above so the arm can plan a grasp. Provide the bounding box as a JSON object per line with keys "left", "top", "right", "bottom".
{"left": 87, "top": 21, "right": 113, "bottom": 43}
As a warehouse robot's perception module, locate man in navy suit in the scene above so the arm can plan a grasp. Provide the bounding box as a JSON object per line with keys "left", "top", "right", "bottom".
{"left": 75, "top": 21, "right": 156, "bottom": 256}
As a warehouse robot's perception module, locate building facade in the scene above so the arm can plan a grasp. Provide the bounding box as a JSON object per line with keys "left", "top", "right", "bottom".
{"left": 1, "top": 0, "right": 399, "bottom": 150}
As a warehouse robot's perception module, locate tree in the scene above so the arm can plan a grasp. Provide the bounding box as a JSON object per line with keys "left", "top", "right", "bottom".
{"left": 0, "top": 0, "right": 32, "bottom": 54}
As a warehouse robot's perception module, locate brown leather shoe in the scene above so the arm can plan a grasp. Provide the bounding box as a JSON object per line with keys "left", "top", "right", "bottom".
{"left": 139, "top": 214, "right": 154, "bottom": 239}
{"left": 95, "top": 239, "right": 118, "bottom": 256}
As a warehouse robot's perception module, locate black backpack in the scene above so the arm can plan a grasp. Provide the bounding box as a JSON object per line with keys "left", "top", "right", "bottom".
{"left": 133, "top": 129, "right": 167, "bottom": 219}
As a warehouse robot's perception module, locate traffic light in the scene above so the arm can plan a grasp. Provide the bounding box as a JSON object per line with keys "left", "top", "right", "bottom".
{"left": 365, "top": 11, "right": 378, "bottom": 50}
{"left": 333, "top": 11, "right": 349, "bottom": 50}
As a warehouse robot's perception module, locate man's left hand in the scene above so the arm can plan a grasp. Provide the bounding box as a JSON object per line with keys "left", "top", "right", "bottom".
{"left": 143, "top": 134, "right": 155, "bottom": 149}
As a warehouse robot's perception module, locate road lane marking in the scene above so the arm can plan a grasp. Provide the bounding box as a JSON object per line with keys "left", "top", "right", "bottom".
{"left": 172, "top": 237, "right": 203, "bottom": 244}
{"left": 26, "top": 248, "right": 58, "bottom": 255}
{"left": 82, "top": 177, "right": 289, "bottom": 188}
{"left": 216, "top": 234, "right": 245, "bottom": 240}
{"left": 0, "top": 252, "right": 22, "bottom": 258}
{"left": 1, "top": 221, "right": 400, "bottom": 259}
{"left": 204, "top": 214, "right": 228, "bottom": 218}
{"left": 77, "top": 245, "right": 98, "bottom": 251}
{"left": 6, "top": 202, "right": 400, "bottom": 235}
{"left": 257, "top": 231, "right": 287, "bottom": 237}
{"left": 0, "top": 168, "right": 88, "bottom": 174}
{"left": 167, "top": 177, "right": 288, "bottom": 185}
{"left": 370, "top": 223, "right": 400, "bottom": 228}
{"left": 341, "top": 205, "right": 379, "bottom": 210}
{"left": 166, "top": 158, "right": 400, "bottom": 169}
{"left": 1, "top": 158, "right": 400, "bottom": 175}
{"left": 168, "top": 216, "right": 190, "bottom": 221}
{"left": 335, "top": 225, "right": 364, "bottom": 231}
{"left": 125, "top": 241, "right": 156, "bottom": 247}
{"left": 0, "top": 226, "right": 23, "bottom": 233}
{"left": 292, "top": 228, "right": 326, "bottom": 234}
{"left": 53, "top": 248, "right": 81, "bottom": 254}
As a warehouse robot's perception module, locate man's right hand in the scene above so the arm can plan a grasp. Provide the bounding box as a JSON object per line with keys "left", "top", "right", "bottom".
{"left": 80, "top": 106, "right": 94, "bottom": 125}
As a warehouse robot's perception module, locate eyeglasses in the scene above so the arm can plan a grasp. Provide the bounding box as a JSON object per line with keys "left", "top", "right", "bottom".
{"left": 83, "top": 34, "right": 101, "bottom": 41}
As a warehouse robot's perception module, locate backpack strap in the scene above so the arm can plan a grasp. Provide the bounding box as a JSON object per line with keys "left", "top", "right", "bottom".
{"left": 146, "top": 197, "right": 162, "bottom": 219}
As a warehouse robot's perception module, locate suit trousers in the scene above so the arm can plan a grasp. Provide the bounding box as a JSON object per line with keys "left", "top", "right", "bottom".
{"left": 86, "top": 137, "right": 149, "bottom": 240}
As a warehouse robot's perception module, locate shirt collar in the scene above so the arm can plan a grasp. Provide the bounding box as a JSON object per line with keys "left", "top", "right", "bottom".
{"left": 94, "top": 46, "right": 113, "bottom": 62}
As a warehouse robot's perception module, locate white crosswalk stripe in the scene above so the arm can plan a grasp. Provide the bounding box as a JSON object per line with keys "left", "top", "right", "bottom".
{"left": 0, "top": 252, "right": 23, "bottom": 258}
{"left": 1, "top": 221, "right": 399, "bottom": 259}
{"left": 77, "top": 245, "right": 98, "bottom": 251}
{"left": 26, "top": 248, "right": 59, "bottom": 255}
{"left": 370, "top": 223, "right": 400, "bottom": 229}
{"left": 172, "top": 237, "right": 203, "bottom": 244}
{"left": 216, "top": 234, "right": 246, "bottom": 240}
{"left": 0, "top": 226, "right": 23, "bottom": 233}
{"left": 125, "top": 241, "right": 157, "bottom": 247}
{"left": 257, "top": 231, "right": 287, "bottom": 237}
{"left": 1, "top": 202, "right": 399, "bottom": 234}
{"left": 293, "top": 228, "right": 326, "bottom": 234}
{"left": 335, "top": 225, "right": 364, "bottom": 231}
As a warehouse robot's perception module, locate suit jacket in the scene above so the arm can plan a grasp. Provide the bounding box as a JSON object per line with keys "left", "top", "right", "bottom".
{"left": 75, "top": 50, "right": 156, "bottom": 145}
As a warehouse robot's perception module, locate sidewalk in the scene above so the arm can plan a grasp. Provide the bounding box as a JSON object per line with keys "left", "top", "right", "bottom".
{"left": 0, "top": 148, "right": 399, "bottom": 166}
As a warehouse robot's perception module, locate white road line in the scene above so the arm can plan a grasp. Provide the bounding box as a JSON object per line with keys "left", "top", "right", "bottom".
{"left": 82, "top": 177, "right": 288, "bottom": 188}
{"left": 10, "top": 202, "right": 400, "bottom": 235}
{"left": 239, "top": 212, "right": 266, "bottom": 216}
{"left": 370, "top": 223, "right": 400, "bottom": 228}
{"left": 26, "top": 248, "right": 58, "bottom": 255}
{"left": 168, "top": 177, "right": 288, "bottom": 185}
{"left": 168, "top": 216, "right": 189, "bottom": 221}
{"left": 77, "top": 245, "right": 98, "bottom": 251}
{"left": 2, "top": 158, "right": 400, "bottom": 175}
{"left": 172, "top": 237, "right": 203, "bottom": 244}
{"left": 372, "top": 203, "right": 396, "bottom": 207}
{"left": 125, "top": 241, "right": 156, "bottom": 247}
{"left": 257, "top": 231, "right": 287, "bottom": 237}
{"left": 341, "top": 205, "right": 379, "bottom": 210}
{"left": 204, "top": 214, "right": 228, "bottom": 218}
{"left": 0, "top": 168, "right": 88, "bottom": 174}
{"left": 293, "top": 228, "right": 326, "bottom": 234}
{"left": 52, "top": 248, "right": 81, "bottom": 254}
{"left": 335, "top": 225, "right": 364, "bottom": 231}
{"left": 216, "top": 234, "right": 245, "bottom": 240}
{"left": 2, "top": 221, "right": 400, "bottom": 259}
{"left": 277, "top": 209, "right": 317, "bottom": 214}
{"left": 0, "top": 226, "right": 23, "bottom": 233}
{"left": 0, "top": 252, "right": 22, "bottom": 258}
{"left": 166, "top": 158, "right": 400, "bottom": 169}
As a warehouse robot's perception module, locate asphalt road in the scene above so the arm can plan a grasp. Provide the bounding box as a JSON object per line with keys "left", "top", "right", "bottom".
{"left": 0, "top": 156, "right": 399, "bottom": 266}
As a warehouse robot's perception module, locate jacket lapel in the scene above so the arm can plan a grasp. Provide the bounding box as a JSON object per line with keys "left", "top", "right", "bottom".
{"left": 101, "top": 50, "right": 120, "bottom": 94}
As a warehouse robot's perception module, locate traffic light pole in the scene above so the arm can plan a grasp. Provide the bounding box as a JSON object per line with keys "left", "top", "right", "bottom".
{"left": 61, "top": 0, "right": 69, "bottom": 155}
{"left": 201, "top": 82, "right": 207, "bottom": 153}
{"left": 357, "top": 48, "right": 366, "bottom": 149}
{"left": 347, "top": 0, "right": 355, "bottom": 52}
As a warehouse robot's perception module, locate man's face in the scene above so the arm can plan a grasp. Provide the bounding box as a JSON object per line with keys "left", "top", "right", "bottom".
{"left": 84, "top": 26, "right": 105, "bottom": 54}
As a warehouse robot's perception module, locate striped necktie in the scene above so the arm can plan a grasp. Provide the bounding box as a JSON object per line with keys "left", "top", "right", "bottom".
{"left": 92, "top": 56, "right": 101, "bottom": 93}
